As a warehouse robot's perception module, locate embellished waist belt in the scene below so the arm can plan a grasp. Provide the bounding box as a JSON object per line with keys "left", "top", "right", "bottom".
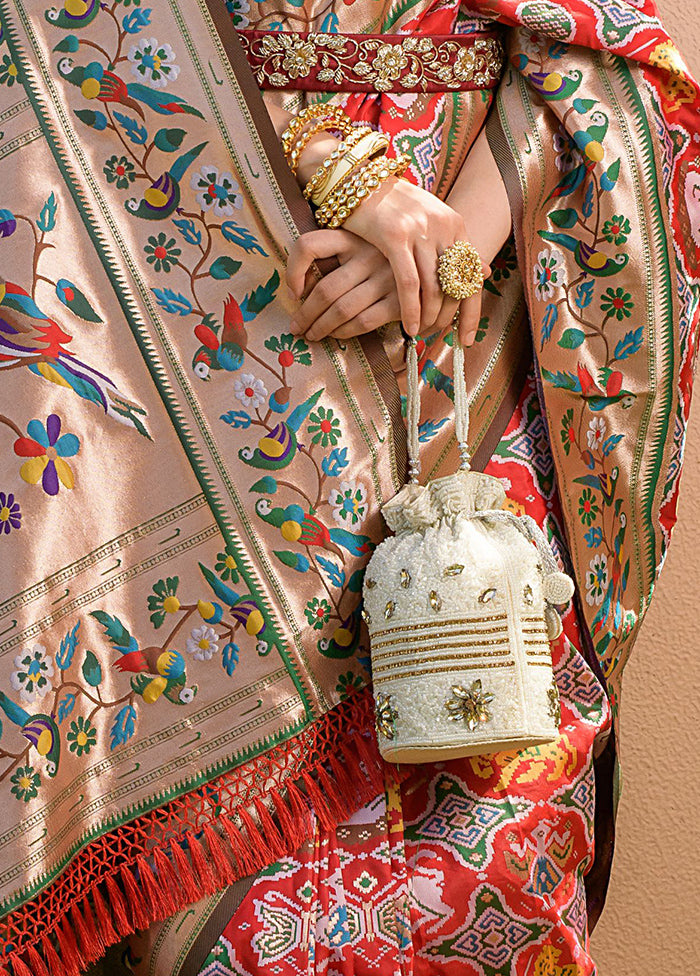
{"left": 237, "top": 30, "right": 505, "bottom": 94}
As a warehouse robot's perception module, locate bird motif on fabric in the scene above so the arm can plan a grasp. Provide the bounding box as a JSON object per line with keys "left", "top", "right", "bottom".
{"left": 238, "top": 389, "right": 324, "bottom": 470}
{"left": 46, "top": 0, "right": 100, "bottom": 30}
{"left": 255, "top": 500, "right": 372, "bottom": 558}
{"left": 0, "top": 280, "right": 148, "bottom": 435}
{"left": 0, "top": 692, "right": 61, "bottom": 777}
{"left": 90, "top": 611, "right": 196, "bottom": 705}
{"left": 56, "top": 58, "right": 204, "bottom": 119}
{"left": 541, "top": 363, "right": 636, "bottom": 411}
{"left": 191, "top": 295, "right": 248, "bottom": 379}
{"left": 318, "top": 604, "right": 363, "bottom": 659}
{"left": 126, "top": 142, "right": 207, "bottom": 220}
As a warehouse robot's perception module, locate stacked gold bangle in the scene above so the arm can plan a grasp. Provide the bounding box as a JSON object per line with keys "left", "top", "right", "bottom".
{"left": 315, "top": 153, "right": 410, "bottom": 229}
{"left": 282, "top": 104, "right": 410, "bottom": 230}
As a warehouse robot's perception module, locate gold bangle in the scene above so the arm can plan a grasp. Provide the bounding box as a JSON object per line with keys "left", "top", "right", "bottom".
{"left": 315, "top": 153, "right": 410, "bottom": 229}
{"left": 280, "top": 103, "right": 350, "bottom": 157}
{"left": 437, "top": 240, "right": 484, "bottom": 300}
{"left": 286, "top": 116, "right": 355, "bottom": 175}
{"left": 302, "top": 127, "right": 371, "bottom": 202}
{"left": 312, "top": 132, "right": 390, "bottom": 206}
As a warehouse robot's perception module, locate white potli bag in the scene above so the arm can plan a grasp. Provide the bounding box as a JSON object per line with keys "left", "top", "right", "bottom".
{"left": 362, "top": 334, "right": 575, "bottom": 762}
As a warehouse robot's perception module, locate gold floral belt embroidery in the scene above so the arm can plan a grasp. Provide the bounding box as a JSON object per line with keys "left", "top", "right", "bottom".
{"left": 238, "top": 30, "right": 505, "bottom": 94}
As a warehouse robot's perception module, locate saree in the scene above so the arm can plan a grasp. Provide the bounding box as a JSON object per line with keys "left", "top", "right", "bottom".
{"left": 0, "top": 0, "right": 698, "bottom": 972}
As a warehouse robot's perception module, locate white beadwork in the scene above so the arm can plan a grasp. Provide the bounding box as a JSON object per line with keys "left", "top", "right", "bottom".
{"left": 363, "top": 334, "right": 575, "bottom": 763}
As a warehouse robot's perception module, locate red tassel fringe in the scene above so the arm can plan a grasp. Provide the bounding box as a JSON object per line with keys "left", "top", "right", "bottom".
{"left": 2, "top": 704, "right": 385, "bottom": 976}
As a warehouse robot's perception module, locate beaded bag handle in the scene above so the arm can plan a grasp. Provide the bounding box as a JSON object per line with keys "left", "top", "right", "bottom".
{"left": 406, "top": 329, "right": 470, "bottom": 485}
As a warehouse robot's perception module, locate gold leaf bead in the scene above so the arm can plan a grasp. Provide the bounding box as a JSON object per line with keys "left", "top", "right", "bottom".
{"left": 479, "top": 588, "right": 497, "bottom": 604}
{"left": 384, "top": 601, "right": 396, "bottom": 620}
{"left": 429, "top": 590, "right": 442, "bottom": 612}
{"left": 400, "top": 569, "right": 411, "bottom": 588}
{"left": 444, "top": 564, "right": 464, "bottom": 576}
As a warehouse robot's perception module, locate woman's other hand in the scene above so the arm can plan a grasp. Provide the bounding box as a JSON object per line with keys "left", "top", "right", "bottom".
{"left": 286, "top": 229, "right": 400, "bottom": 341}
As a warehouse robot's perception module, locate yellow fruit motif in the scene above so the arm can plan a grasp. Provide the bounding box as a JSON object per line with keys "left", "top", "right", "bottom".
{"left": 543, "top": 72, "right": 562, "bottom": 92}
{"left": 245, "top": 609, "right": 264, "bottom": 635}
{"left": 144, "top": 187, "right": 169, "bottom": 208}
{"left": 65, "top": 0, "right": 89, "bottom": 14}
{"left": 584, "top": 140, "right": 604, "bottom": 163}
{"left": 258, "top": 436, "right": 286, "bottom": 458}
{"left": 586, "top": 251, "right": 607, "bottom": 270}
{"left": 197, "top": 599, "right": 215, "bottom": 620}
{"left": 163, "top": 595, "right": 180, "bottom": 614}
{"left": 281, "top": 519, "right": 302, "bottom": 542}
{"left": 80, "top": 77, "right": 101, "bottom": 100}
{"left": 332, "top": 626, "right": 353, "bottom": 647}
{"left": 143, "top": 676, "right": 167, "bottom": 704}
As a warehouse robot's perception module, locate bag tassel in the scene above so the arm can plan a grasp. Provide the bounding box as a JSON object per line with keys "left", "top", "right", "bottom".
{"left": 71, "top": 899, "right": 103, "bottom": 963}
{"left": 169, "top": 839, "right": 200, "bottom": 901}
{"left": 202, "top": 823, "right": 236, "bottom": 888}
{"left": 187, "top": 833, "right": 218, "bottom": 896}
{"left": 238, "top": 805, "right": 277, "bottom": 863}
{"left": 135, "top": 855, "right": 167, "bottom": 920}
{"left": 90, "top": 885, "right": 118, "bottom": 947}
{"left": 40, "top": 936, "right": 64, "bottom": 976}
{"left": 119, "top": 864, "right": 150, "bottom": 931}
{"left": 9, "top": 955, "right": 34, "bottom": 976}
{"left": 271, "top": 788, "right": 306, "bottom": 853}
{"left": 104, "top": 875, "right": 131, "bottom": 938}
{"left": 56, "top": 918, "right": 83, "bottom": 976}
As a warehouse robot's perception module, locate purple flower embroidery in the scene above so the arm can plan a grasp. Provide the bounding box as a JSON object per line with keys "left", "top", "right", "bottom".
{"left": 14, "top": 414, "right": 80, "bottom": 496}
{"left": 0, "top": 492, "right": 21, "bottom": 533}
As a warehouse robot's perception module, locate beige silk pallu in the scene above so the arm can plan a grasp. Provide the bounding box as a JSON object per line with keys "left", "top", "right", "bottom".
{"left": 0, "top": 0, "right": 698, "bottom": 973}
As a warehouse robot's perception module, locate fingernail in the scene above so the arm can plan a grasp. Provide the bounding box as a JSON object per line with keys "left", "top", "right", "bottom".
{"left": 289, "top": 319, "right": 299, "bottom": 334}
{"left": 287, "top": 286, "right": 297, "bottom": 302}
{"left": 465, "top": 330, "right": 477, "bottom": 346}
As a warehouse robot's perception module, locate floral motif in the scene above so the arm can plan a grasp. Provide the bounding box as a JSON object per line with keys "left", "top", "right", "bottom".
{"left": 147, "top": 576, "right": 180, "bottom": 628}
{"left": 225, "top": 0, "right": 250, "bottom": 29}
{"left": 10, "top": 764, "right": 40, "bottom": 803}
{"left": 553, "top": 128, "right": 583, "bottom": 172}
{"left": 578, "top": 488, "right": 599, "bottom": 526}
{"left": 0, "top": 53, "right": 19, "bottom": 87}
{"left": 602, "top": 214, "right": 631, "bottom": 245}
{"left": 10, "top": 644, "right": 54, "bottom": 703}
{"left": 67, "top": 716, "right": 97, "bottom": 757}
{"left": 600, "top": 287, "right": 634, "bottom": 320}
{"left": 371, "top": 43, "right": 409, "bottom": 83}
{"left": 328, "top": 480, "right": 367, "bottom": 527}
{"left": 585, "top": 553, "right": 608, "bottom": 606}
{"left": 560, "top": 409, "right": 576, "bottom": 456}
{"left": 586, "top": 417, "right": 607, "bottom": 450}
{"left": 308, "top": 406, "right": 341, "bottom": 447}
{"left": 103, "top": 155, "right": 136, "bottom": 190}
{"left": 533, "top": 248, "right": 564, "bottom": 300}
{"left": 186, "top": 624, "right": 219, "bottom": 661}
{"left": 490, "top": 242, "right": 517, "bottom": 282}
{"left": 234, "top": 374, "right": 268, "bottom": 409}
{"left": 336, "top": 671, "right": 363, "bottom": 700}
{"left": 13, "top": 414, "right": 80, "bottom": 496}
{"left": 304, "top": 598, "right": 331, "bottom": 630}
{"left": 0, "top": 208, "right": 16, "bottom": 237}
{"left": 264, "top": 333, "right": 312, "bottom": 368}
{"left": 144, "top": 233, "right": 181, "bottom": 272}
{"left": 0, "top": 492, "right": 21, "bottom": 534}
{"left": 281, "top": 38, "right": 316, "bottom": 79}
{"left": 128, "top": 37, "right": 180, "bottom": 88}
{"left": 375, "top": 692, "right": 398, "bottom": 740}
{"left": 445, "top": 679, "right": 495, "bottom": 732}
{"left": 215, "top": 547, "right": 240, "bottom": 582}
{"left": 190, "top": 165, "right": 243, "bottom": 217}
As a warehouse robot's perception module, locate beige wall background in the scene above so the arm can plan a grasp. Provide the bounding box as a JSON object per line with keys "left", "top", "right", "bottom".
{"left": 591, "top": 3, "right": 700, "bottom": 971}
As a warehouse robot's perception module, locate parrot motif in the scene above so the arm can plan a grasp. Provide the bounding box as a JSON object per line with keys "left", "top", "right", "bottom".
{"left": 57, "top": 59, "right": 204, "bottom": 118}
{"left": 0, "top": 692, "right": 61, "bottom": 776}
{"left": 126, "top": 141, "right": 207, "bottom": 220}
{"left": 191, "top": 295, "right": 248, "bottom": 379}
{"left": 255, "top": 500, "right": 373, "bottom": 559}
{"left": 46, "top": 0, "right": 100, "bottom": 30}
{"left": 238, "top": 389, "right": 323, "bottom": 470}
{"left": 0, "top": 280, "right": 148, "bottom": 434}
{"left": 91, "top": 611, "right": 196, "bottom": 705}
{"left": 317, "top": 605, "right": 363, "bottom": 659}
{"left": 540, "top": 231, "right": 629, "bottom": 277}
{"left": 541, "top": 363, "right": 636, "bottom": 411}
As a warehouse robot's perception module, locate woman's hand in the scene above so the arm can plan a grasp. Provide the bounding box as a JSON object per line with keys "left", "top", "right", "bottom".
{"left": 286, "top": 229, "right": 400, "bottom": 341}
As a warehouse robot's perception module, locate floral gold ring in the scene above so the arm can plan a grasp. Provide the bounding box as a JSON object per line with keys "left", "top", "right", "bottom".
{"left": 437, "top": 240, "right": 484, "bottom": 301}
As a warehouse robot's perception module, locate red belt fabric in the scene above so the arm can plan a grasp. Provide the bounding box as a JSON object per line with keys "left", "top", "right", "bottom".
{"left": 237, "top": 30, "right": 505, "bottom": 94}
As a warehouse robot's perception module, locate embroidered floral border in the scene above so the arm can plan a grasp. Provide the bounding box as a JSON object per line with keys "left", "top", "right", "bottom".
{"left": 238, "top": 30, "right": 505, "bottom": 93}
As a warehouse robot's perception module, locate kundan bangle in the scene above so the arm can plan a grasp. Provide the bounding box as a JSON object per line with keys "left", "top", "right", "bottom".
{"left": 281, "top": 103, "right": 350, "bottom": 157}
{"left": 302, "top": 127, "right": 371, "bottom": 201}
{"left": 312, "top": 131, "right": 391, "bottom": 206}
{"left": 315, "top": 153, "right": 410, "bottom": 229}
{"left": 286, "top": 115, "right": 355, "bottom": 175}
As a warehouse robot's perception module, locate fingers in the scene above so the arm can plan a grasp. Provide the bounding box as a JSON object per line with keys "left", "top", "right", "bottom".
{"left": 328, "top": 297, "right": 401, "bottom": 339}
{"left": 286, "top": 230, "right": 353, "bottom": 300}
{"left": 388, "top": 249, "right": 421, "bottom": 336}
{"left": 415, "top": 246, "right": 444, "bottom": 333}
{"left": 290, "top": 260, "right": 370, "bottom": 336}
{"left": 304, "top": 277, "right": 389, "bottom": 342}
{"left": 457, "top": 290, "right": 484, "bottom": 347}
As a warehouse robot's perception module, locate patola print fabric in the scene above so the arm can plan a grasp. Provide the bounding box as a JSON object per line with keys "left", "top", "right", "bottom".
{"left": 0, "top": 0, "right": 697, "bottom": 973}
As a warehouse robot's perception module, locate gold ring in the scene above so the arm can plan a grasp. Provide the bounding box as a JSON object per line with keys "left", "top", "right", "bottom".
{"left": 437, "top": 240, "right": 484, "bottom": 300}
